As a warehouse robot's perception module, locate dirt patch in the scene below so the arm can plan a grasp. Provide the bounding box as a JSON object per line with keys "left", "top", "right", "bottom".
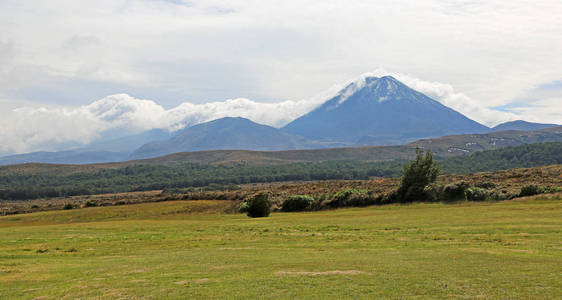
{"left": 174, "top": 280, "right": 188, "bottom": 285}
{"left": 275, "top": 270, "right": 366, "bottom": 276}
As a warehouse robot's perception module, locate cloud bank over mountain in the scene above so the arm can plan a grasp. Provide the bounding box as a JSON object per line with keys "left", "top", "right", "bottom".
{"left": 0, "top": 93, "right": 326, "bottom": 155}
{"left": 2, "top": 70, "right": 556, "bottom": 156}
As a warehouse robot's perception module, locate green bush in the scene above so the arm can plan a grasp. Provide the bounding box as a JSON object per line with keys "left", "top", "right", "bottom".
{"left": 466, "top": 187, "right": 487, "bottom": 201}
{"left": 246, "top": 193, "right": 271, "bottom": 218}
{"left": 442, "top": 182, "right": 470, "bottom": 201}
{"left": 324, "top": 189, "right": 382, "bottom": 208}
{"left": 238, "top": 201, "right": 249, "bottom": 213}
{"left": 282, "top": 195, "right": 314, "bottom": 212}
{"left": 519, "top": 185, "right": 544, "bottom": 197}
{"left": 326, "top": 189, "right": 365, "bottom": 208}
{"left": 397, "top": 148, "right": 439, "bottom": 203}
{"left": 422, "top": 184, "right": 442, "bottom": 202}
{"left": 475, "top": 181, "right": 496, "bottom": 189}
{"left": 82, "top": 201, "right": 97, "bottom": 207}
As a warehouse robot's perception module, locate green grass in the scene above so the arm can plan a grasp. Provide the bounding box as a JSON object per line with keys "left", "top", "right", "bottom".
{"left": 1, "top": 195, "right": 561, "bottom": 299}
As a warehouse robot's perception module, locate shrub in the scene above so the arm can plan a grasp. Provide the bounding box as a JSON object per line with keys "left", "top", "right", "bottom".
{"left": 246, "top": 193, "right": 271, "bottom": 218}
{"left": 475, "top": 181, "right": 496, "bottom": 189}
{"left": 519, "top": 185, "right": 545, "bottom": 197}
{"left": 422, "top": 184, "right": 443, "bottom": 202}
{"left": 397, "top": 148, "right": 439, "bottom": 203}
{"left": 63, "top": 203, "right": 73, "bottom": 210}
{"left": 442, "top": 182, "right": 470, "bottom": 201}
{"left": 325, "top": 189, "right": 367, "bottom": 208}
{"left": 382, "top": 190, "right": 398, "bottom": 204}
{"left": 238, "top": 201, "right": 249, "bottom": 213}
{"left": 82, "top": 201, "right": 97, "bottom": 208}
{"left": 282, "top": 195, "right": 314, "bottom": 212}
{"left": 466, "top": 187, "right": 487, "bottom": 201}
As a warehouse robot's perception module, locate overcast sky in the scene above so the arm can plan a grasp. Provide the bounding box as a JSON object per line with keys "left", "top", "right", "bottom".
{"left": 1, "top": 0, "right": 561, "bottom": 155}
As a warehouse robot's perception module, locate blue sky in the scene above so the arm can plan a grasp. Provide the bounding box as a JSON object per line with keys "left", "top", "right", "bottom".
{"left": 0, "top": 0, "right": 560, "bottom": 154}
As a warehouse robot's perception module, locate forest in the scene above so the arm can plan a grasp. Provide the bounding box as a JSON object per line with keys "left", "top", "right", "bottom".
{"left": 0, "top": 142, "right": 560, "bottom": 200}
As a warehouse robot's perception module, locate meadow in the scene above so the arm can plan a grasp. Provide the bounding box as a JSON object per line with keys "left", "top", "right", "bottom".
{"left": 1, "top": 194, "right": 561, "bottom": 299}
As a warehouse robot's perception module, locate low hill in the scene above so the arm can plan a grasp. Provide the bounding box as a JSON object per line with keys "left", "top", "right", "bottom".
{"left": 0, "top": 150, "right": 128, "bottom": 166}
{"left": 409, "top": 126, "right": 562, "bottom": 156}
{"left": 491, "top": 120, "right": 559, "bottom": 132}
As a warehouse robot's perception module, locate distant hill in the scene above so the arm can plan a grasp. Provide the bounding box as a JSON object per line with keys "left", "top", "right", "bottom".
{"left": 409, "top": 125, "right": 562, "bottom": 156}
{"left": 130, "top": 117, "right": 321, "bottom": 159}
{"left": 491, "top": 120, "right": 559, "bottom": 132}
{"left": 3, "top": 126, "right": 559, "bottom": 175}
{"left": 0, "top": 129, "right": 172, "bottom": 166}
{"left": 282, "top": 76, "right": 489, "bottom": 145}
{"left": 0, "top": 150, "right": 128, "bottom": 166}
{"left": 128, "top": 125, "right": 562, "bottom": 167}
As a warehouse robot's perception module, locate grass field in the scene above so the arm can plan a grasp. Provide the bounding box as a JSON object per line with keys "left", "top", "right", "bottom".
{"left": 1, "top": 195, "right": 561, "bottom": 299}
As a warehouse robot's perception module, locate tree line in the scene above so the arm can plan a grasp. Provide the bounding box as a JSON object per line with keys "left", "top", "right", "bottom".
{"left": 0, "top": 142, "right": 560, "bottom": 201}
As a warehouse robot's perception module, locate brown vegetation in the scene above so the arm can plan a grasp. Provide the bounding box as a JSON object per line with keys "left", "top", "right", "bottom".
{"left": 2, "top": 164, "right": 559, "bottom": 215}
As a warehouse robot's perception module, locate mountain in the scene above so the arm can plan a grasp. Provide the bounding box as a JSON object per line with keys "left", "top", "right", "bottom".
{"left": 77, "top": 128, "right": 172, "bottom": 153}
{"left": 282, "top": 76, "right": 489, "bottom": 145}
{"left": 0, "top": 150, "right": 128, "bottom": 166}
{"left": 0, "top": 129, "right": 173, "bottom": 166}
{"left": 129, "top": 117, "right": 320, "bottom": 159}
{"left": 2, "top": 128, "right": 560, "bottom": 184}
{"left": 127, "top": 125, "right": 561, "bottom": 165}
{"left": 491, "top": 120, "right": 559, "bottom": 132}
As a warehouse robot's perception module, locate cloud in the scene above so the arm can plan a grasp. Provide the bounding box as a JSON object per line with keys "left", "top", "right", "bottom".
{"left": 1, "top": 0, "right": 561, "bottom": 110}
{"left": 0, "top": 93, "right": 329, "bottom": 155}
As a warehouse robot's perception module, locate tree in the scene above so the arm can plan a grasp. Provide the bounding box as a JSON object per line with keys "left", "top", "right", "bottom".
{"left": 397, "top": 148, "right": 439, "bottom": 202}
{"left": 246, "top": 193, "right": 271, "bottom": 218}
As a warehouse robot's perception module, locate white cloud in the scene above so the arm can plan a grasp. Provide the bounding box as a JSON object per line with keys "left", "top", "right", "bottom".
{"left": 0, "top": 93, "right": 328, "bottom": 155}
{"left": 1, "top": 1, "right": 561, "bottom": 108}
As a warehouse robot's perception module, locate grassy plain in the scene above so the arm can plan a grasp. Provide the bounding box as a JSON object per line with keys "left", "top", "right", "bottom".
{"left": 1, "top": 195, "right": 561, "bottom": 299}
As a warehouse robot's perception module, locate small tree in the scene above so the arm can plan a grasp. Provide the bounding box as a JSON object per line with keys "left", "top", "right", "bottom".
{"left": 397, "top": 148, "right": 439, "bottom": 202}
{"left": 246, "top": 193, "right": 271, "bottom": 218}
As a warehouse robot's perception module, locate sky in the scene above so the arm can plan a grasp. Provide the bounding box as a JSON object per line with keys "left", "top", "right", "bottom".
{"left": 0, "top": 0, "right": 561, "bottom": 155}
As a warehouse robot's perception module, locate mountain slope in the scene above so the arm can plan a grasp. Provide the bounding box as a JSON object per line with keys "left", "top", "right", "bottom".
{"left": 491, "top": 120, "right": 559, "bottom": 132}
{"left": 130, "top": 117, "right": 320, "bottom": 159}
{"left": 282, "top": 76, "right": 489, "bottom": 145}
